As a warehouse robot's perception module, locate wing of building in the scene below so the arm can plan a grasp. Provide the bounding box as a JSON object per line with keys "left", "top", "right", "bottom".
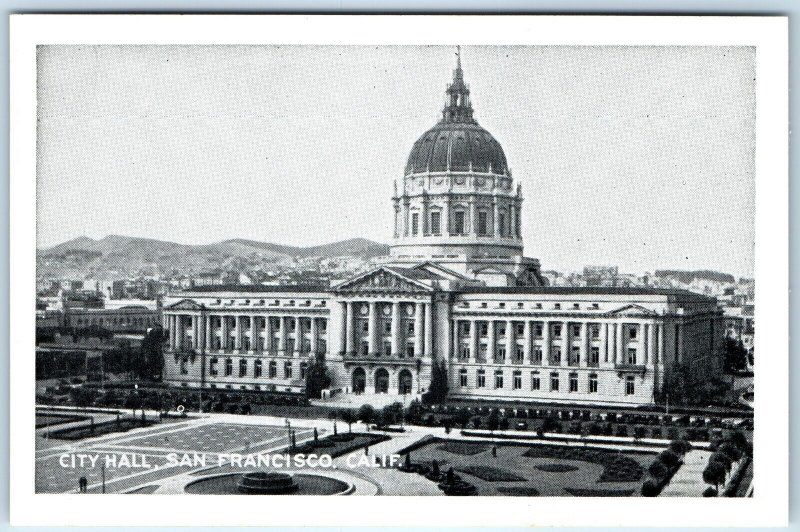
{"left": 162, "top": 50, "right": 724, "bottom": 406}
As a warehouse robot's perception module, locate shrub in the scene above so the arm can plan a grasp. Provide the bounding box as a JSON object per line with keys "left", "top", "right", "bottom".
{"left": 648, "top": 461, "right": 669, "bottom": 479}
{"left": 658, "top": 449, "right": 680, "bottom": 469}
{"left": 651, "top": 428, "right": 663, "bottom": 439}
{"left": 719, "top": 442, "right": 743, "bottom": 462}
{"left": 710, "top": 451, "right": 732, "bottom": 472}
{"left": 669, "top": 439, "right": 691, "bottom": 455}
{"left": 703, "top": 461, "right": 726, "bottom": 488}
{"left": 703, "top": 486, "right": 718, "bottom": 497}
{"left": 641, "top": 479, "right": 660, "bottom": 497}
{"left": 633, "top": 426, "right": 647, "bottom": 439}
{"left": 615, "top": 425, "right": 629, "bottom": 437}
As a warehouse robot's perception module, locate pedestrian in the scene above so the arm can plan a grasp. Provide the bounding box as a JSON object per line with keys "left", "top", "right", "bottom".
{"left": 78, "top": 476, "right": 87, "bottom": 493}
{"left": 492, "top": 446, "right": 497, "bottom": 457}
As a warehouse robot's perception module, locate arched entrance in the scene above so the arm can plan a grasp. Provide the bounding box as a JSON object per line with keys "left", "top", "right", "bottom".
{"left": 374, "top": 368, "right": 390, "bottom": 394}
{"left": 352, "top": 367, "right": 366, "bottom": 394}
{"left": 398, "top": 369, "right": 413, "bottom": 395}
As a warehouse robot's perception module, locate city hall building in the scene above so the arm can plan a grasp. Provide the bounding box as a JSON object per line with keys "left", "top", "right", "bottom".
{"left": 162, "top": 54, "right": 724, "bottom": 406}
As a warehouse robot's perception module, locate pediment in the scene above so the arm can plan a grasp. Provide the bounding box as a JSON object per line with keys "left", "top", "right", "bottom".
{"left": 166, "top": 299, "right": 204, "bottom": 311}
{"left": 334, "top": 268, "right": 431, "bottom": 293}
{"left": 605, "top": 303, "right": 657, "bottom": 317}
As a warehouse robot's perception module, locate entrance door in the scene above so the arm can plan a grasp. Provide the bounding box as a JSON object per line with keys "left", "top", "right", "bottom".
{"left": 352, "top": 367, "right": 366, "bottom": 394}
{"left": 398, "top": 369, "right": 413, "bottom": 395}
{"left": 375, "top": 368, "right": 390, "bottom": 393}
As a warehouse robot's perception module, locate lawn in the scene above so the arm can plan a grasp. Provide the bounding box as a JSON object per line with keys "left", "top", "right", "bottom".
{"left": 403, "top": 439, "right": 656, "bottom": 497}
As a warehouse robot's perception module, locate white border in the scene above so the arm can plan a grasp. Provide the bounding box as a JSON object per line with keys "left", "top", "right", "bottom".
{"left": 10, "top": 15, "right": 788, "bottom": 527}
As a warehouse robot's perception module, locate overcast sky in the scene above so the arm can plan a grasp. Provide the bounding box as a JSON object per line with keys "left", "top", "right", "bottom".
{"left": 37, "top": 45, "right": 755, "bottom": 277}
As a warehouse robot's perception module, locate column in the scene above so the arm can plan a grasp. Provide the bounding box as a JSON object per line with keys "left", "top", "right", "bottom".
{"left": 167, "top": 315, "right": 174, "bottom": 349}
{"left": 295, "top": 316, "right": 302, "bottom": 357}
{"left": 176, "top": 315, "right": 184, "bottom": 351}
{"left": 656, "top": 323, "right": 664, "bottom": 364}
{"left": 250, "top": 316, "right": 257, "bottom": 353}
{"left": 266, "top": 316, "right": 274, "bottom": 355}
{"left": 469, "top": 199, "right": 477, "bottom": 235}
{"left": 311, "top": 317, "right": 319, "bottom": 355}
{"left": 339, "top": 302, "right": 348, "bottom": 354}
{"left": 523, "top": 320, "right": 532, "bottom": 363}
{"left": 561, "top": 321, "right": 570, "bottom": 365}
{"left": 470, "top": 319, "right": 479, "bottom": 363}
{"left": 615, "top": 323, "right": 623, "bottom": 364}
{"left": 424, "top": 302, "right": 433, "bottom": 357}
{"left": 487, "top": 320, "right": 496, "bottom": 362}
{"left": 493, "top": 200, "right": 500, "bottom": 237}
{"left": 414, "top": 302, "right": 424, "bottom": 356}
{"left": 579, "top": 322, "right": 588, "bottom": 366}
{"left": 505, "top": 320, "right": 514, "bottom": 363}
{"left": 600, "top": 322, "right": 608, "bottom": 363}
{"left": 542, "top": 320, "right": 551, "bottom": 365}
{"left": 442, "top": 197, "right": 450, "bottom": 236}
{"left": 391, "top": 302, "right": 402, "bottom": 356}
{"left": 643, "top": 323, "right": 650, "bottom": 366}
{"left": 443, "top": 304, "right": 452, "bottom": 361}
{"left": 278, "top": 316, "right": 287, "bottom": 355}
{"left": 204, "top": 315, "right": 211, "bottom": 352}
{"left": 368, "top": 301, "right": 378, "bottom": 356}
{"left": 346, "top": 301, "right": 356, "bottom": 355}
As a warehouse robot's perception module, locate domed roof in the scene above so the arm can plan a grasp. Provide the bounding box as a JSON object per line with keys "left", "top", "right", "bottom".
{"left": 405, "top": 121, "right": 508, "bottom": 175}
{"left": 405, "top": 47, "right": 508, "bottom": 176}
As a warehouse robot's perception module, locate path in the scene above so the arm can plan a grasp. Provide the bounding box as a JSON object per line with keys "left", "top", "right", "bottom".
{"left": 660, "top": 449, "right": 712, "bottom": 497}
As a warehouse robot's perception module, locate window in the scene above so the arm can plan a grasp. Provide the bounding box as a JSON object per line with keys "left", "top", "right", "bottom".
{"left": 569, "top": 372, "right": 578, "bottom": 392}
{"left": 288, "top": 320, "right": 296, "bottom": 333}
{"left": 268, "top": 361, "right": 277, "bottom": 378}
{"left": 407, "top": 322, "right": 415, "bottom": 335}
{"left": 514, "top": 345, "right": 524, "bottom": 363}
{"left": 572, "top": 324, "right": 581, "bottom": 337}
{"left": 495, "top": 345, "right": 506, "bottom": 363}
{"left": 300, "top": 362, "right": 308, "bottom": 380}
{"left": 254, "top": 360, "right": 263, "bottom": 378}
{"left": 629, "top": 326, "right": 638, "bottom": 340}
{"left": 224, "top": 358, "right": 233, "bottom": 376}
{"left": 430, "top": 211, "right": 441, "bottom": 235}
{"left": 477, "top": 369, "right": 486, "bottom": 388}
{"left": 551, "top": 346, "right": 561, "bottom": 364}
{"left": 552, "top": 324, "right": 562, "bottom": 338}
{"left": 180, "top": 358, "right": 188, "bottom": 375}
{"left": 459, "top": 321, "right": 470, "bottom": 335}
{"left": 513, "top": 371, "right": 522, "bottom": 390}
{"left": 550, "top": 372, "right": 560, "bottom": 392}
{"left": 459, "top": 368, "right": 468, "bottom": 387}
{"left": 573, "top": 303, "right": 580, "bottom": 310}
{"left": 458, "top": 344, "right": 470, "bottom": 361}
{"left": 477, "top": 211, "right": 489, "bottom": 236}
{"left": 569, "top": 346, "right": 580, "bottom": 366}
{"left": 454, "top": 211, "right": 466, "bottom": 235}
{"left": 497, "top": 322, "right": 506, "bottom": 336}
{"left": 498, "top": 212, "right": 506, "bottom": 236}
{"left": 590, "top": 347, "right": 600, "bottom": 366}
{"left": 242, "top": 337, "right": 250, "bottom": 351}
{"left": 533, "top": 346, "right": 543, "bottom": 365}
{"left": 590, "top": 325, "right": 600, "bottom": 339}
{"left": 360, "top": 341, "right": 369, "bottom": 356}
{"left": 625, "top": 375, "right": 635, "bottom": 395}
{"left": 383, "top": 341, "right": 391, "bottom": 356}
{"left": 284, "top": 361, "right": 292, "bottom": 379}
{"left": 383, "top": 321, "right": 392, "bottom": 334}
{"left": 589, "top": 373, "right": 598, "bottom": 393}
{"left": 515, "top": 323, "right": 525, "bottom": 336}
{"left": 479, "top": 322, "right": 488, "bottom": 337}
{"left": 239, "top": 359, "right": 247, "bottom": 377}
{"left": 494, "top": 370, "right": 504, "bottom": 389}
{"left": 411, "top": 212, "right": 420, "bottom": 235}
{"left": 406, "top": 344, "right": 415, "bottom": 358}
{"left": 534, "top": 323, "right": 543, "bottom": 338}
{"left": 286, "top": 338, "right": 295, "bottom": 355}
{"left": 531, "top": 371, "right": 541, "bottom": 390}
{"left": 626, "top": 348, "right": 638, "bottom": 365}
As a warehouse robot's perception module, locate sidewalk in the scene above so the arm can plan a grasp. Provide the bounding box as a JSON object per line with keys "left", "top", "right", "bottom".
{"left": 660, "top": 449, "right": 711, "bottom": 497}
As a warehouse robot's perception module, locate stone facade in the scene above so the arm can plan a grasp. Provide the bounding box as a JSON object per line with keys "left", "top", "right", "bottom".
{"left": 161, "top": 51, "right": 725, "bottom": 406}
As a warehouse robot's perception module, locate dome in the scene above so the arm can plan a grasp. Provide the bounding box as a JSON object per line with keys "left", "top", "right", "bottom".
{"left": 405, "top": 121, "right": 508, "bottom": 175}
{"left": 404, "top": 47, "right": 508, "bottom": 176}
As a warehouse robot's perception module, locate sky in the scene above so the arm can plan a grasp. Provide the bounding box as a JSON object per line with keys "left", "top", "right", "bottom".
{"left": 37, "top": 45, "right": 755, "bottom": 277}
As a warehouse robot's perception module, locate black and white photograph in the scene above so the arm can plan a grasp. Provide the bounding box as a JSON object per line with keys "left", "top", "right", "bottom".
{"left": 9, "top": 14, "right": 788, "bottom": 527}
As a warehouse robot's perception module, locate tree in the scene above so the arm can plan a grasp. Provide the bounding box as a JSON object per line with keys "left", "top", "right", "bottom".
{"left": 658, "top": 449, "right": 680, "bottom": 469}
{"left": 719, "top": 442, "right": 743, "bottom": 462}
{"left": 358, "top": 404, "right": 375, "bottom": 426}
{"left": 421, "top": 360, "right": 448, "bottom": 405}
{"left": 139, "top": 326, "right": 166, "bottom": 380}
{"left": 709, "top": 451, "right": 732, "bottom": 473}
{"left": 305, "top": 357, "right": 331, "bottom": 399}
{"left": 723, "top": 337, "right": 748, "bottom": 373}
{"left": 340, "top": 409, "right": 356, "bottom": 432}
{"left": 703, "top": 461, "right": 726, "bottom": 490}
{"left": 487, "top": 409, "right": 500, "bottom": 432}
{"left": 454, "top": 408, "right": 471, "bottom": 428}
{"left": 669, "top": 439, "right": 692, "bottom": 455}
{"left": 404, "top": 399, "right": 424, "bottom": 425}
{"left": 383, "top": 402, "right": 404, "bottom": 425}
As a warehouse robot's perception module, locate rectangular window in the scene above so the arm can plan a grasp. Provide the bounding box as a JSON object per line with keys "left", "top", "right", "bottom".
{"left": 454, "top": 211, "right": 466, "bottom": 235}
{"left": 533, "top": 346, "right": 543, "bottom": 365}
{"left": 626, "top": 348, "right": 637, "bottom": 365}
{"left": 590, "top": 325, "right": 600, "bottom": 339}
{"left": 406, "top": 343, "right": 415, "bottom": 358}
{"left": 411, "top": 212, "right": 419, "bottom": 235}
{"left": 458, "top": 344, "right": 470, "bottom": 361}
{"left": 569, "top": 372, "right": 578, "bottom": 392}
{"left": 224, "top": 358, "right": 233, "bottom": 376}
{"left": 494, "top": 370, "right": 504, "bottom": 389}
{"left": 498, "top": 213, "right": 506, "bottom": 236}
{"left": 239, "top": 359, "right": 247, "bottom": 377}
{"left": 286, "top": 338, "right": 295, "bottom": 355}
{"left": 284, "top": 361, "right": 292, "bottom": 379}
{"left": 589, "top": 373, "right": 598, "bottom": 393}
{"left": 515, "top": 323, "right": 525, "bottom": 336}
{"left": 383, "top": 341, "right": 392, "bottom": 356}
{"left": 430, "top": 211, "right": 441, "bottom": 235}
{"left": 209, "top": 357, "right": 218, "bottom": 376}
{"left": 625, "top": 376, "right": 635, "bottom": 395}
{"left": 383, "top": 321, "right": 391, "bottom": 334}
{"left": 550, "top": 373, "right": 560, "bottom": 392}
{"left": 360, "top": 341, "right": 369, "bottom": 356}
{"left": 514, "top": 345, "right": 524, "bottom": 363}
{"left": 300, "top": 363, "right": 308, "bottom": 380}
{"left": 477, "top": 370, "right": 486, "bottom": 388}
{"left": 572, "top": 324, "right": 581, "bottom": 337}
{"left": 629, "top": 326, "right": 638, "bottom": 340}
{"left": 570, "top": 346, "right": 580, "bottom": 366}
{"left": 552, "top": 324, "right": 562, "bottom": 339}
{"left": 513, "top": 371, "right": 522, "bottom": 390}
{"left": 254, "top": 360, "right": 263, "bottom": 378}
{"left": 476, "top": 211, "right": 488, "bottom": 236}
{"left": 534, "top": 324, "right": 543, "bottom": 338}
{"left": 269, "top": 362, "right": 277, "bottom": 378}
{"left": 180, "top": 358, "right": 188, "bottom": 375}
{"left": 407, "top": 322, "right": 415, "bottom": 335}
{"left": 495, "top": 345, "right": 506, "bottom": 363}
{"left": 479, "top": 323, "right": 488, "bottom": 336}
{"left": 551, "top": 346, "right": 561, "bottom": 364}
{"left": 590, "top": 347, "right": 600, "bottom": 365}
{"left": 459, "top": 369, "right": 468, "bottom": 387}
{"left": 531, "top": 372, "right": 541, "bottom": 390}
